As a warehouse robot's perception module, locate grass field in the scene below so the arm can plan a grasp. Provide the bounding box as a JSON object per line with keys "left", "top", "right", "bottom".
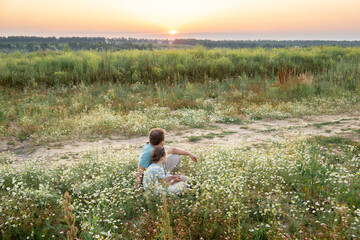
{"left": 0, "top": 47, "right": 360, "bottom": 239}
{"left": 1, "top": 79, "right": 359, "bottom": 146}
{"left": 1, "top": 47, "right": 360, "bottom": 88}
{"left": 1, "top": 137, "right": 360, "bottom": 239}
{"left": 1, "top": 48, "right": 359, "bottom": 146}
{"left": 1, "top": 47, "right": 360, "bottom": 144}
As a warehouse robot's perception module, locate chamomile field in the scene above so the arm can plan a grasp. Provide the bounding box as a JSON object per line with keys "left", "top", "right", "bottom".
{"left": 1, "top": 46, "right": 360, "bottom": 239}
{"left": 1, "top": 137, "right": 360, "bottom": 239}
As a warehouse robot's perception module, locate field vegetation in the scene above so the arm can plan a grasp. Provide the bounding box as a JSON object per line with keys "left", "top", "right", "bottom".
{"left": 1, "top": 47, "right": 360, "bottom": 145}
{"left": 0, "top": 46, "right": 360, "bottom": 239}
{"left": 1, "top": 46, "right": 360, "bottom": 88}
{"left": 1, "top": 137, "right": 360, "bottom": 239}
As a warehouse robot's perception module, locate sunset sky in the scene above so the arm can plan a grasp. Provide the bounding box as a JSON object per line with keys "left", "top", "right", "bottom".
{"left": 1, "top": 0, "right": 359, "bottom": 40}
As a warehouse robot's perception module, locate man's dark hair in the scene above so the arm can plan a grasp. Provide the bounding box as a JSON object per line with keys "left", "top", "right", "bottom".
{"left": 150, "top": 147, "right": 166, "bottom": 163}
{"left": 149, "top": 128, "right": 166, "bottom": 145}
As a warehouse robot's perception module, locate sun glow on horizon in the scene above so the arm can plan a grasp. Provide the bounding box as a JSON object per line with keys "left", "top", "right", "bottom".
{"left": 169, "top": 30, "right": 179, "bottom": 35}
{"left": 0, "top": 0, "right": 359, "bottom": 38}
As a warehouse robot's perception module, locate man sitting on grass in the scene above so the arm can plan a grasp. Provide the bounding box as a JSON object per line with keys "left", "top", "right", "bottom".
{"left": 135, "top": 128, "right": 198, "bottom": 189}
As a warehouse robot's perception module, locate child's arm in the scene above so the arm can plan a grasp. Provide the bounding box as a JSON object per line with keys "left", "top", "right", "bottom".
{"left": 159, "top": 178, "right": 175, "bottom": 186}
{"left": 160, "top": 175, "right": 181, "bottom": 186}
{"left": 165, "top": 175, "right": 181, "bottom": 183}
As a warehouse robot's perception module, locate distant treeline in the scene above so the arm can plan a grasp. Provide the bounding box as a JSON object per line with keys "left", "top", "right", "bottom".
{"left": 0, "top": 36, "right": 170, "bottom": 52}
{"left": 173, "top": 39, "right": 360, "bottom": 48}
{"left": 0, "top": 36, "right": 360, "bottom": 52}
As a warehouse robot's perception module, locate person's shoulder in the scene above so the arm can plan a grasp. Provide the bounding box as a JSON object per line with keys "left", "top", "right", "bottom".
{"left": 142, "top": 143, "right": 154, "bottom": 151}
{"left": 139, "top": 143, "right": 153, "bottom": 168}
{"left": 148, "top": 163, "right": 161, "bottom": 168}
{"left": 147, "top": 163, "right": 158, "bottom": 170}
{"left": 148, "top": 163, "right": 163, "bottom": 172}
{"left": 140, "top": 143, "right": 153, "bottom": 157}
{"left": 150, "top": 164, "right": 165, "bottom": 178}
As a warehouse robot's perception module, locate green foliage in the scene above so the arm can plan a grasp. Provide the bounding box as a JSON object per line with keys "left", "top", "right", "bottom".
{"left": 1, "top": 47, "right": 360, "bottom": 90}
{"left": 187, "top": 131, "right": 237, "bottom": 142}
{"left": 216, "top": 116, "right": 243, "bottom": 124}
{"left": 187, "top": 136, "right": 202, "bottom": 142}
{"left": 0, "top": 106, "right": 5, "bottom": 121}
{"left": 313, "top": 135, "right": 360, "bottom": 148}
{"left": 0, "top": 78, "right": 359, "bottom": 145}
{"left": 0, "top": 47, "right": 360, "bottom": 145}
{"left": 314, "top": 121, "right": 341, "bottom": 128}
{"left": 1, "top": 138, "right": 360, "bottom": 238}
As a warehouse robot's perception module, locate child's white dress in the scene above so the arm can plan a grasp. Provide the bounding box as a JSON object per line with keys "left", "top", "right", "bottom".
{"left": 143, "top": 163, "right": 186, "bottom": 194}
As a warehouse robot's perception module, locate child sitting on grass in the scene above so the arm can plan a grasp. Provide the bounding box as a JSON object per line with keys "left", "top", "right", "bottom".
{"left": 143, "top": 147, "right": 187, "bottom": 194}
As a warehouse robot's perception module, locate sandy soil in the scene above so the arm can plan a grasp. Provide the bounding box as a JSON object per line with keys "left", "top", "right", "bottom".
{"left": 1, "top": 112, "right": 359, "bottom": 163}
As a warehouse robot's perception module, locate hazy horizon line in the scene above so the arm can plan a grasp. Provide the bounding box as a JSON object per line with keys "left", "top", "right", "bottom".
{"left": 1, "top": 30, "right": 359, "bottom": 41}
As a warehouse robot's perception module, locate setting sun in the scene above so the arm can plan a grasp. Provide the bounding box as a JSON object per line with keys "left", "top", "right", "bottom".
{"left": 169, "top": 30, "right": 179, "bottom": 35}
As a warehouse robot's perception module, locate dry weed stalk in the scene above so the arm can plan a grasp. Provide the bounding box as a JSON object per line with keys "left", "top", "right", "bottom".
{"left": 63, "top": 192, "right": 79, "bottom": 240}
{"left": 296, "top": 72, "right": 314, "bottom": 85}
{"left": 278, "top": 66, "right": 313, "bottom": 86}
{"left": 160, "top": 195, "right": 173, "bottom": 240}
{"left": 278, "top": 65, "right": 295, "bottom": 85}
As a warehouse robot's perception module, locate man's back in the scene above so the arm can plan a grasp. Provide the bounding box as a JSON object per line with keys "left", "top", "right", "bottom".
{"left": 138, "top": 143, "right": 154, "bottom": 169}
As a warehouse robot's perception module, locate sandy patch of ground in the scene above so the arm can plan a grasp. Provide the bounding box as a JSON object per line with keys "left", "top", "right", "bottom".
{"left": 1, "top": 112, "right": 359, "bottom": 164}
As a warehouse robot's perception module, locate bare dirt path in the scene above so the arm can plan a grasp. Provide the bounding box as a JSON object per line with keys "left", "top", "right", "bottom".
{"left": 1, "top": 112, "right": 359, "bottom": 163}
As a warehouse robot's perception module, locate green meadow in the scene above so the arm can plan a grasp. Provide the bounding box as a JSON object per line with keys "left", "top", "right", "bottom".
{"left": 1, "top": 47, "right": 360, "bottom": 145}
{"left": 0, "top": 46, "right": 360, "bottom": 239}
{"left": 1, "top": 138, "right": 360, "bottom": 239}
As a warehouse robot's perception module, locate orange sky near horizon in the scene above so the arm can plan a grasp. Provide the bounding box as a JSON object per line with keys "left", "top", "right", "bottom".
{"left": 0, "top": 0, "right": 359, "bottom": 37}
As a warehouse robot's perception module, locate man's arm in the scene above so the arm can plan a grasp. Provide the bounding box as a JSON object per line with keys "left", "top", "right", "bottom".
{"left": 166, "top": 147, "right": 198, "bottom": 162}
